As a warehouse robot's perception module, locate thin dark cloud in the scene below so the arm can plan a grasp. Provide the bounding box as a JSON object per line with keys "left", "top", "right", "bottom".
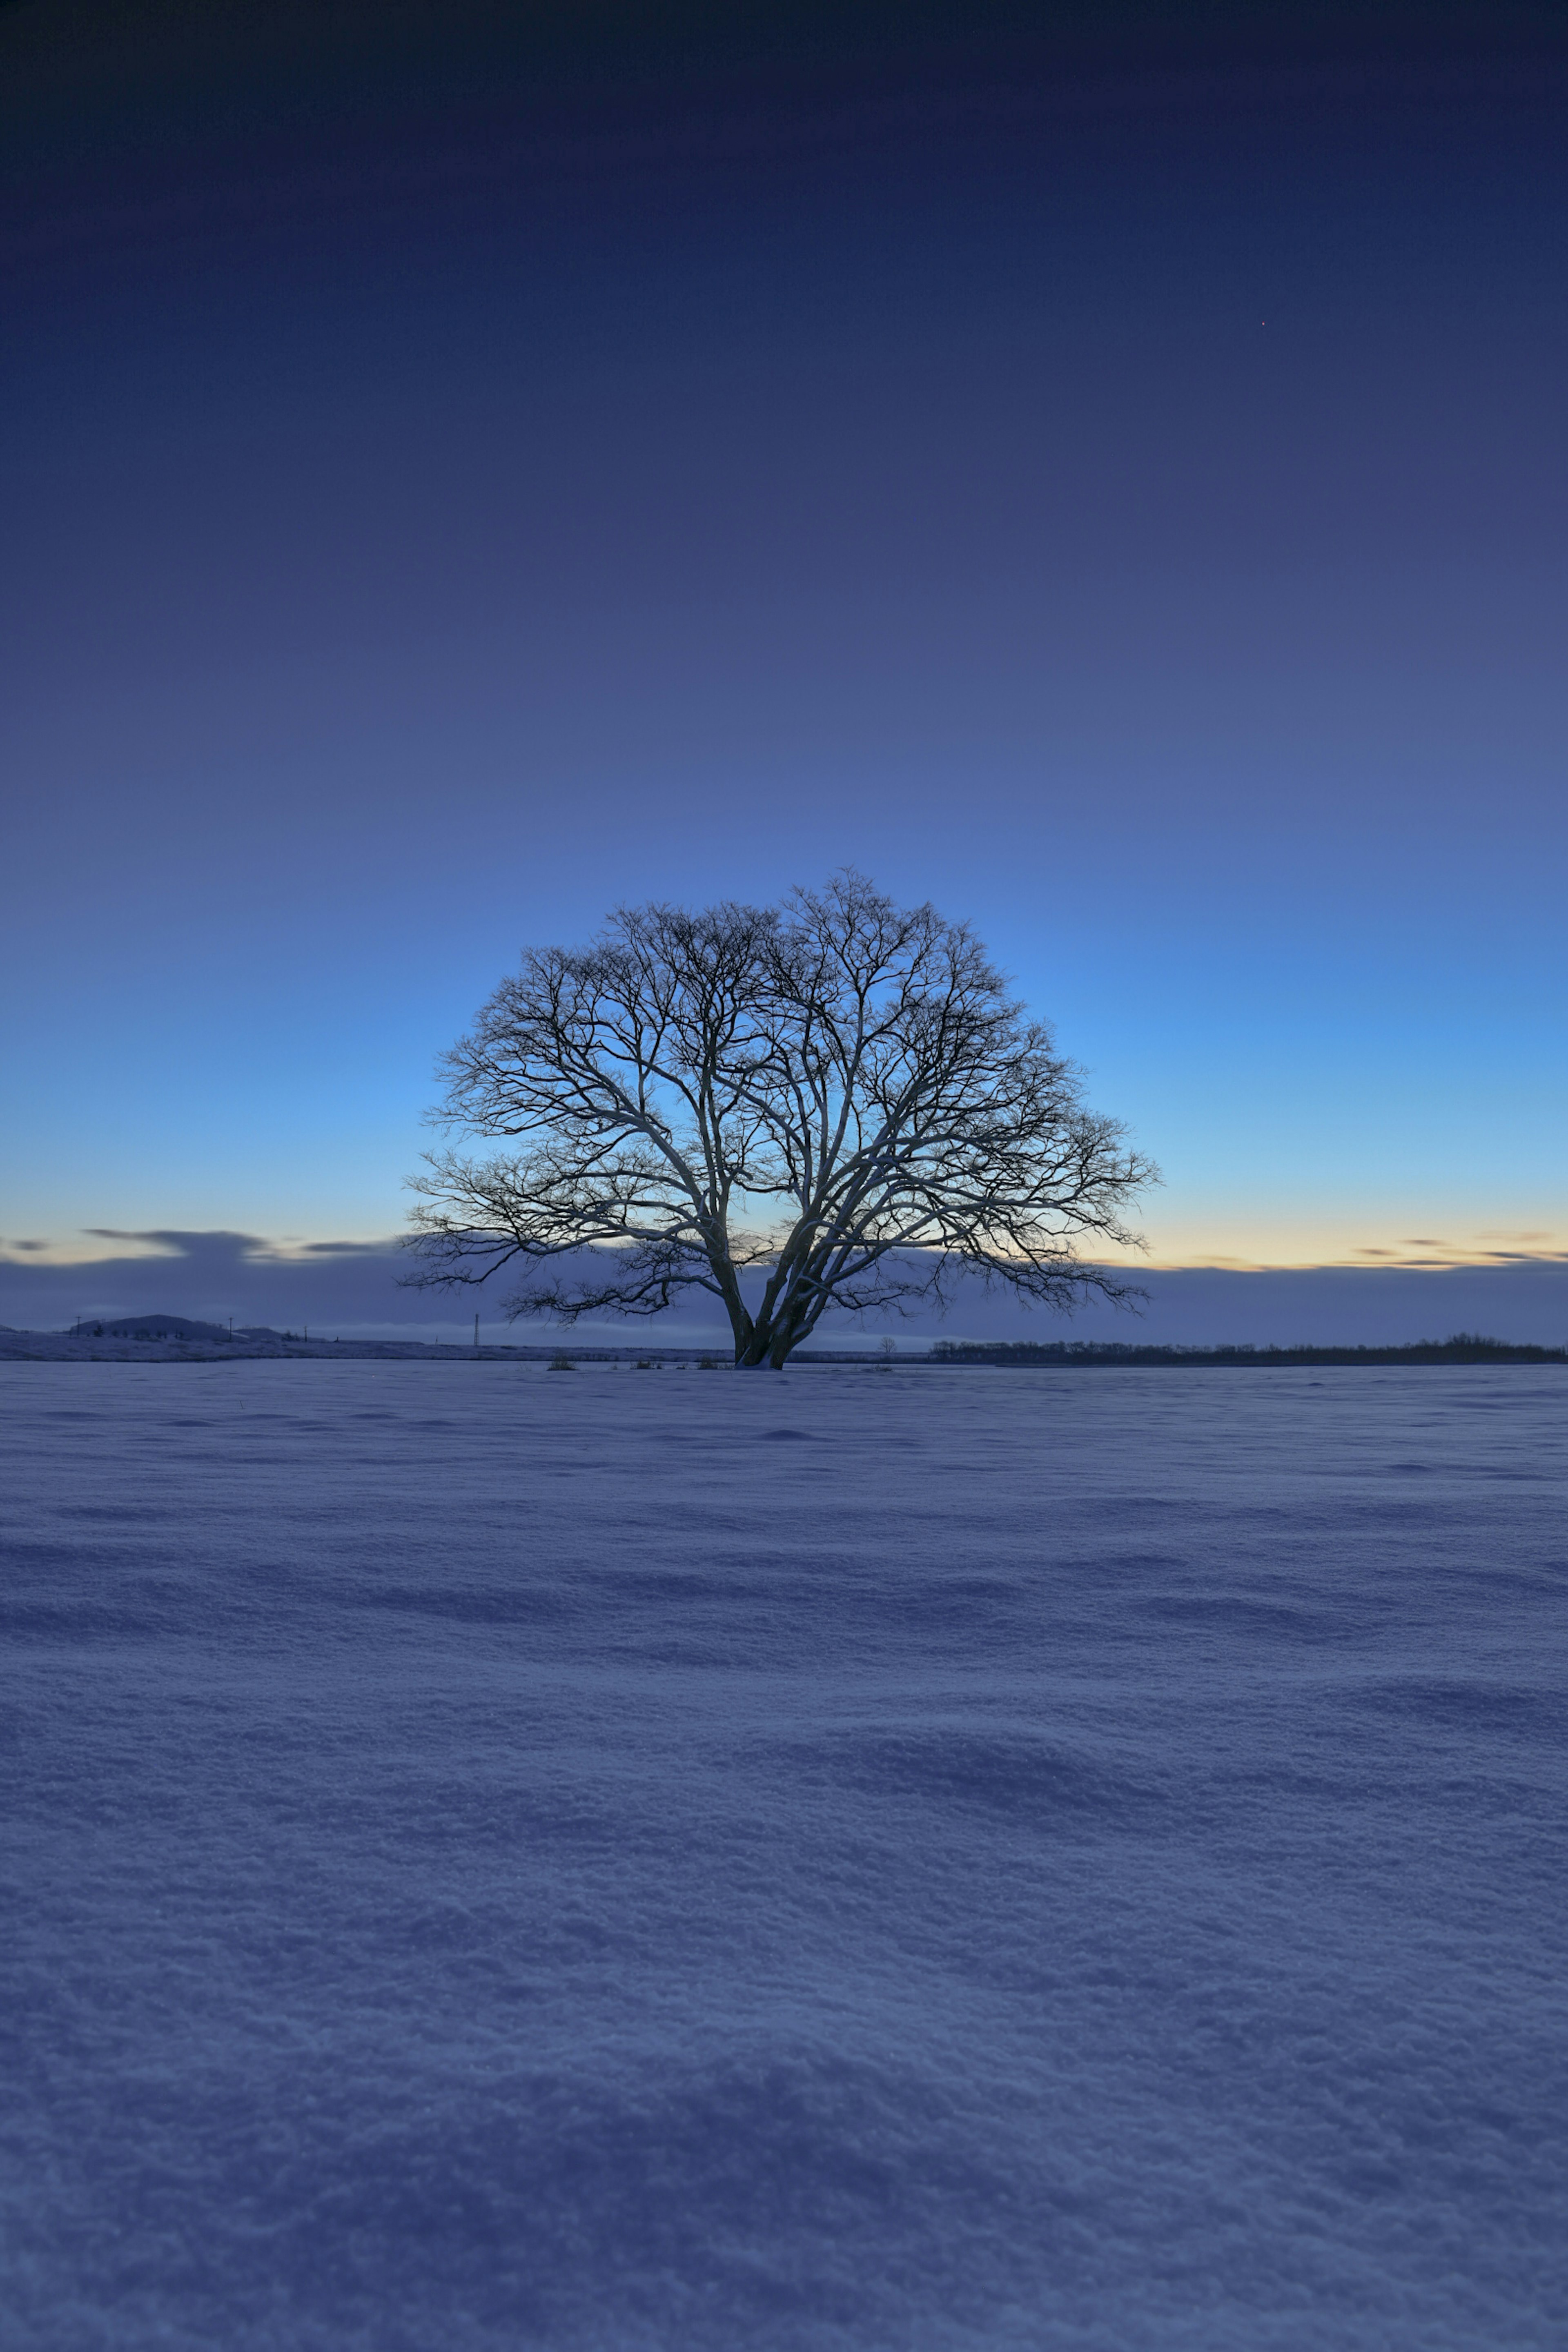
{"left": 78, "top": 1227, "right": 398, "bottom": 1261}
{"left": 1, "top": 1232, "right": 1565, "bottom": 1348}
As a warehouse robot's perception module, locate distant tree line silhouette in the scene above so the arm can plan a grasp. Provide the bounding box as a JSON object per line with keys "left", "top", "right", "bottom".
{"left": 928, "top": 1335, "right": 1566, "bottom": 1366}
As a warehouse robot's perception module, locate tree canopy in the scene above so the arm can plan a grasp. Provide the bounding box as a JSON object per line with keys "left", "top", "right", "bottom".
{"left": 405, "top": 873, "right": 1156, "bottom": 1366}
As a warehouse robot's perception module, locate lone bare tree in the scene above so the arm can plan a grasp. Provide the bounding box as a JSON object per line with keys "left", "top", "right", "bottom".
{"left": 404, "top": 873, "right": 1156, "bottom": 1368}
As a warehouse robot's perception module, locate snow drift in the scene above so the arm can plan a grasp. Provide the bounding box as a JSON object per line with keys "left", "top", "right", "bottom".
{"left": 2, "top": 1361, "right": 1564, "bottom": 2348}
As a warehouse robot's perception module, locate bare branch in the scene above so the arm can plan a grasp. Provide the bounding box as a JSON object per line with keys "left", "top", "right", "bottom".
{"left": 403, "top": 871, "right": 1158, "bottom": 1365}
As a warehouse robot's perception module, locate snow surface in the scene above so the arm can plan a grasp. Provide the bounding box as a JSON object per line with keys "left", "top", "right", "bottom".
{"left": 2, "top": 1361, "right": 1564, "bottom": 2351}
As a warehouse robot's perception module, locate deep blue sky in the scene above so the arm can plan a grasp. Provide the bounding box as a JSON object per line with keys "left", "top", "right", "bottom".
{"left": 4, "top": 0, "right": 1564, "bottom": 1278}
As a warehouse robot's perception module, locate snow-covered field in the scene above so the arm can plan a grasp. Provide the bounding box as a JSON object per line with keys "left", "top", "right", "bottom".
{"left": 3, "top": 1362, "right": 1564, "bottom": 2351}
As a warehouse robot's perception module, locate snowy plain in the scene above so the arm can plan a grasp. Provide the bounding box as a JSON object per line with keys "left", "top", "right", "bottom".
{"left": 2, "top": 1361, "right": 1564, "bottom": 2352}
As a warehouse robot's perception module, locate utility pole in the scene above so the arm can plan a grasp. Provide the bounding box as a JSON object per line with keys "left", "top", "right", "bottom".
{"left": 474, "top": 1312, "right": 480, "bottom": 1356}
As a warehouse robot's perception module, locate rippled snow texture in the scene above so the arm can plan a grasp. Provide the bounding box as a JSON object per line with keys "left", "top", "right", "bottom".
{"left": 2, "top": 1362, "right": 1565, "bottom": 2350}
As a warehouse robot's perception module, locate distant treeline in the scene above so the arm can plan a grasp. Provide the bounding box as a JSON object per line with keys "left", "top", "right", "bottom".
{"left": 928, "top": 1334, "right": 1567, "bottom": 1367}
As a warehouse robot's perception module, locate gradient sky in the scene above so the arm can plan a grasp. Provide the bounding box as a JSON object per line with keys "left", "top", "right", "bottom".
{"left": 4, "top": 0, "right": 1564, "bottom": 1276}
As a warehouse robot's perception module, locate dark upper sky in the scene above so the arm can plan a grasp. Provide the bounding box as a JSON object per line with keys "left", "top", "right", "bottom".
{"left": 4, "top": 0, "right": 1564, "bottom": 1267}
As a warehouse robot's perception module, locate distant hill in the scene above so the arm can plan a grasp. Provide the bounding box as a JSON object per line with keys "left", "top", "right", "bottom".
{"left": 68, "top": 1314, "right": 234, "bottom": 1342}
{"left": 0, "top": 1322, "right": 525, "bottom": 1363}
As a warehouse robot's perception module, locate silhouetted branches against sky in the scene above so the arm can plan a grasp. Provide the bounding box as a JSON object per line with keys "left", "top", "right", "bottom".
{"left": 406, "top": 874, "right": 1155, "bottom": 1365}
